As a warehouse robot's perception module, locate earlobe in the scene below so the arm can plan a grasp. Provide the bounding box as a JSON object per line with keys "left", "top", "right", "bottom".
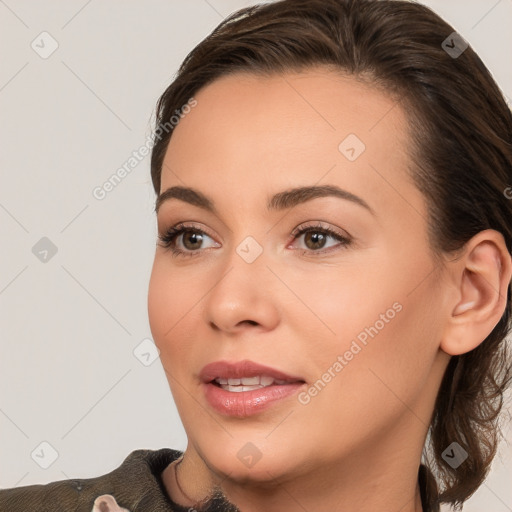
{"left": 440, "top": 230, "right": 512, "bottom": 357}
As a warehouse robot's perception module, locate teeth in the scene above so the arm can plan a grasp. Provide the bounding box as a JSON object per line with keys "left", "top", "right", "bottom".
{"left": 226, "top": 385, "right": 265, "bottom": 392}
{"left": 240, "top": 376, "right": 260, "bottom": 385}
{"left": 260, "top": 375, "right": 274, "bottom": 386}
{"left": 214, "top": 375, "right": 282, "bottom": 391}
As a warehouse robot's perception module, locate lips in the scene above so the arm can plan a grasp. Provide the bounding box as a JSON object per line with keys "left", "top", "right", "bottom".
{"left": 200, "top": 360, "right": 304, "bottom": 384}
{"left": 200, "top": 360, "right": 306, "bottom": 417}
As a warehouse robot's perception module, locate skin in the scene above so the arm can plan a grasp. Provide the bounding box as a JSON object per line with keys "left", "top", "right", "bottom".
{"left": 148, "top": 67, "right": 512, "bottom": 512}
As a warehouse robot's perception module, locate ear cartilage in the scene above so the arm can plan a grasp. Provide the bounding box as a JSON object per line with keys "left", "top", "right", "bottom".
{"left": 455, "top": 301, "right": 476, "bottom": 315}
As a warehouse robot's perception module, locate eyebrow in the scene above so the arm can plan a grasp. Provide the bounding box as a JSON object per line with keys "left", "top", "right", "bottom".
{"left": 155, "top": 184, "right": 375, "bottom": 216}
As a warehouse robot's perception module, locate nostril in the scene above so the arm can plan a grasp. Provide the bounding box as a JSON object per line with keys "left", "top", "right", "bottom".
{"left": 242, "top": 320, "right": 258, "bottom": 326}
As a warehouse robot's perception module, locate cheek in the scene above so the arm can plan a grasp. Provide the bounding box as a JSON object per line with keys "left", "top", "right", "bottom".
{"left": 148, "top": 256, "right": 216, "bottom": 385}
{"left": 148, "top": 260, "right": 191, "bottom": 359}
{"left": 147, "top": 261, "right": 170, "bottom": 343}
{"left": 147, "top": 261, "right": 198, "bottom": 416}
{"left": 287, "top": 261, "right": 397, "bottom": 356}
{"left": 296, "top": 251, "right": 442, "bottom": 412}
{"left": 312, "top": 273, "right": 443, "bottom": 430}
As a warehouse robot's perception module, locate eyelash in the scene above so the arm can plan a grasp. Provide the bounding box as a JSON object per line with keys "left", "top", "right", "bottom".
{"left": 157, "top": 222, "right": 352, "bottom": 258}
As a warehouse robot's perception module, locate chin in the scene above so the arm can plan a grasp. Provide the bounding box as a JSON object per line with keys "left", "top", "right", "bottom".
{"left": 196, "top": 435, "right": 300, "bottom": 484}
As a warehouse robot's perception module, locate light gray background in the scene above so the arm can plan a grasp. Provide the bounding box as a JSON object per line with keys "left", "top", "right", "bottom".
{"left": 1, "top": 1, "right": 511, "bottom": 510}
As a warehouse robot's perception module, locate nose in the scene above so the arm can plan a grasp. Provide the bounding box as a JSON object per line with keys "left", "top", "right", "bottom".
{"left": 202, "top": 248, "right": 281, "bottom": 336}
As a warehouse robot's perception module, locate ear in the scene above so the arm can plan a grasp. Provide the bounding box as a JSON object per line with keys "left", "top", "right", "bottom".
{"left": 440, "top": 229, "right": 512, "bottom": 356}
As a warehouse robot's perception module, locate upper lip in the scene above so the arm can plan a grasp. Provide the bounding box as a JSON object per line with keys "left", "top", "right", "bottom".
{"left": 199, "top": 360, "right": 305, "bottom": 383}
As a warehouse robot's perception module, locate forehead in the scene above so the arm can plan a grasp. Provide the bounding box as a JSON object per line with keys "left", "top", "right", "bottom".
{"left": 161, "top": 67, "right": 425, "bottom": 224}
{"left": 175, "top": 66, "right": 406, "bottom": 134}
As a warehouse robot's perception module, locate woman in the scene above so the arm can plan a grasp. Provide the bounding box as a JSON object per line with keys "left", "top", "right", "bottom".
{"left": 1, "top": 0, "right": 511, "bottom": 511}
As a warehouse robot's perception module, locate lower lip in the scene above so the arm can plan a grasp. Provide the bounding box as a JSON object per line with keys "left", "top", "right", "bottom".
{"left": 203, "top": 382, "right": 305, "bottom": 417}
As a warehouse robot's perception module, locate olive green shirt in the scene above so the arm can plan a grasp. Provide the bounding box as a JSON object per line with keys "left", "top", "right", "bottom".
{"left": 0, "top": 448, "right": 438, "bottom": 511}
{"left": 0, "top": 448, "right": 182, "bottom": 512}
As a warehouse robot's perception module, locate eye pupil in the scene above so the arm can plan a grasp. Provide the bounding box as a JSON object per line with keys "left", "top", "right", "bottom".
{"left": 183, "top": 231, "right": 203, "bottom": 250}
{"left": 305, "top": 231, "right": 326, "bottom": 250}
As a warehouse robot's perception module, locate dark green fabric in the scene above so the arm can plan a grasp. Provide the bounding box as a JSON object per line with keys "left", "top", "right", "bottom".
{"left": 0, "top": 448, "right": 437, "bottom": 511}
{"left": 0, "top": 448, "right": 182, "bottom": 512}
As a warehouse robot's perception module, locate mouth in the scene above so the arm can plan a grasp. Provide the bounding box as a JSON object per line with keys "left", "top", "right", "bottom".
{"left": 211, "top": 375, "right": 297, "bottom": 392}
{"left": 199, "top": 360, "right": 306, "bottom": 417}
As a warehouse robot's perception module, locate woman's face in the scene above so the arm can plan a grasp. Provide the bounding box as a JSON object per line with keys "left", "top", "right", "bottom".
{"left": 148, "top": 68, "right": 451, "bottom": 485}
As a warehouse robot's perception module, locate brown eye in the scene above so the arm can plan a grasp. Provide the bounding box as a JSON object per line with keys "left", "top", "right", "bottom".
{"left": 182, "top": 230, "right": 204, "bottom": 250}
{"left": 291, "top": 223, "right": 352, "bottom": 255}
{"left": 157, "top": 223, "right": 219, "bottom": 258}
{"left": 303, "top": 230, "right": 328, "bottom": 250}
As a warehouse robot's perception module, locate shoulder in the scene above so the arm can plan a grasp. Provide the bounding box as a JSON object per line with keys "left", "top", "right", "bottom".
{"left": 0, "top": 447, "right": 183, "bottom": 512}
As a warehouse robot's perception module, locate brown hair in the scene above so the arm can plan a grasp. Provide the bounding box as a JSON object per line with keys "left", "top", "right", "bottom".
{"left": 150, "top": 0, "right": 512, "bottom": 509}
